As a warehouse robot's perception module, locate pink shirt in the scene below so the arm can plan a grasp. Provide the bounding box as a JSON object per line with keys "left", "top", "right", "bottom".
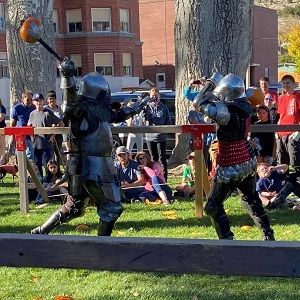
{"left": 143, "top": 162, "right": 165, "bottom": 191}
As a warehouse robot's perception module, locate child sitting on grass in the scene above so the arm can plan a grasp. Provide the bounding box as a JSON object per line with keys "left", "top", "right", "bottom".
{"left": 174, "top": 152, "right": 195, "bottom": 197}
{"left": 35, "top": 160, "right": 64, "bottom": 204}
{"left": 256, "top": 163, "right": 288, "bottom": 207}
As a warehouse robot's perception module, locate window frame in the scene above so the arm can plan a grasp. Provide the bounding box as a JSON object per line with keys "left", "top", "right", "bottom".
{"left": 91, "top": 8, "right": 111, "bottom": 32}
{"left": 66, "top": 9, "right": 83, "bottom": 33}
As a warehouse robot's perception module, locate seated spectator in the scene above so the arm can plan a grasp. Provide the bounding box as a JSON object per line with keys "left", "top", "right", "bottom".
{"left": 35, "top": 160, "right": 64, "bottom": 204}
{"left": 174, "top": 152, "right": 195, "bottom": 197}
{"left": 135, "top": 151, "right": 172, "bottom": 206}
{"left": 115, "top": 146, "right": 145, "bottom": 203}
{"left": 267, "top": 172, "right": 300, "bottom": 210}
{"left": 15, "top": 160, "right": 42, "bottom": 202}
{"left": 256, "top": 163, "right": 288, "bottom": 207}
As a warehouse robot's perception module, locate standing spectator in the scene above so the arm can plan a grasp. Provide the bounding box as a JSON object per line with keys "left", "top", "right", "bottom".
{"left": 10, "top": 90, "right": 35, "bottom": 160}
{"left": 144, "top": 88, "right": 171, "bottom": 181}
{"left": 276, "top": 75, "right": 300, "bottom": 175}
{"left": 44, "top": 90, "right": 64, "bottom": 165}
{"left": 259, "top": 77, "right": 278, "bottom": 103}
{"left": 126, "top": 99, "right": 145, "bottom": 157}
{"left": 249, "top": 105, "right": 276, "bottom": 164}
{"left": 135, "top": 151, "right": 172, "bottom": 205}
{"left": 263, "top": 92, "right": 278, "bottom": 124}
{"left": 0, "top": 98, "right": 6, "bottom": 164}
{"left": 27, "top": 93, "right": 64, "bottom": 177}
{"left": 183, "top": 77, "right": 207, "bottom": 101}
{"left": 115, "top": 146, "right": 145, "bottom": 203}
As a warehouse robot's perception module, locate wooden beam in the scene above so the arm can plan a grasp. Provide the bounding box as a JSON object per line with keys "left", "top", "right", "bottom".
{"left": 1, "top": 234, "right": 300, "bottom": 277}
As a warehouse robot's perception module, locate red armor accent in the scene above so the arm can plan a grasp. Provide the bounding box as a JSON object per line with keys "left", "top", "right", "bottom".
{"left": 217, "top": 140, "right": 251, "bottom": 166}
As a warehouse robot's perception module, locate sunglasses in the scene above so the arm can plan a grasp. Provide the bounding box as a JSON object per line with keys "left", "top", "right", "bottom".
{"left": 139, "top": 156, "right": 146, "bottom": 160}
{"left": 265, "top": 97, "right": 273, "bottom": 101}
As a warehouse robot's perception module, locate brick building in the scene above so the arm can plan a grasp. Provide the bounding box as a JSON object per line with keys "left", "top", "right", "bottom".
{"left": 139, "top": 1, "right": 278, "bottom": 89}
{"left": 0, "top": 0, "right": 143, "bottom": 104}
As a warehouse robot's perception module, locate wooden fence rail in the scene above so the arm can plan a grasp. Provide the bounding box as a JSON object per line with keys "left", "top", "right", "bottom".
{"left": 0, "top": 233, "right": 300, "bottom": 277}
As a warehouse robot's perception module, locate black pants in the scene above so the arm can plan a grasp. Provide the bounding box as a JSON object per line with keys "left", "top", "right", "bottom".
{"left": 146, "top": 140, "right": 168, "bottom": 181}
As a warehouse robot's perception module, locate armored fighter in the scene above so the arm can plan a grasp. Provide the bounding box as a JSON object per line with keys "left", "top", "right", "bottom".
{"left": 193, "top": 73, "right": 275, "bottom": 241}
{"left": 30, "top": 58, "right": 150, "bottom": 236}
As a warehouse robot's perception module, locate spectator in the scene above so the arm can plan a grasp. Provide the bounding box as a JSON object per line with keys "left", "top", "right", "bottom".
{"left": 115, "top": 146, "right": 145, "bottom": 203}
{"left": 249, "top": 105, "right": 276, "bottom": 164}
{"left": 126, "top": 99, "right": 145, "bottom": 157}
{"left": 44, "top": 90, "right": 64, "bottom": 165}
{"left": 263, "top": 92, "right": 278, "bottom": 124}
{"left": 256, "top": 163, "right": 288, "bottom": 207}
{"left": 174, "top": 152, "right": 196, "bottom": 197}
{"left": 259, "top": 77, "right": 278, "bottom": 103}
{"left": 135, "top": 151, "right": 172, "bottom": 206}
{"left": 27, "top": 93, "right": 64, "bottom": 177}
{"left": 10, "top": 90, "right": 35, "bottom": 160}
{"left": 276, "top": 75, "right": 300, "bottom": 175}
{"left": 144, "top": 88, "right": 172, "bottom": 181}
{"left": 183, "top": 77, "right": 207, "bottom": 101}
{"left": 0, "top": 98, "right": 6, "bottom": 164}
{"left": 35, "top": 160, "right": 64, "bottom": 204}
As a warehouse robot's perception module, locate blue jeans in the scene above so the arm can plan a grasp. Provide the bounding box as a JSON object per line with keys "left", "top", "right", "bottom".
{"left": 122, "top": 187, "right": 145, "bottom": 202}
{"left": 34, "top": 147, "right": 53, "bottom": 178}
{"left": 139, "top": 176, "right": 172, "bottom": 201}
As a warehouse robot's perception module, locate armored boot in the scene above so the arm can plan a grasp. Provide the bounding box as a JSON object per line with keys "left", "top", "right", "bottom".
{"left": 31, "top": 209, "right": 64, "bottom": 234}
{"left": 262, "top": 228, "right": 275, "bottom": 241}
{"left": 98, "top": 220, "right": 116, "bottom": 236}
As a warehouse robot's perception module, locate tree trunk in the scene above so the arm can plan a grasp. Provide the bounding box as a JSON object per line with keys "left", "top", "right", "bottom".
{"left": 5, "top": 0, "right": 56, "bottom": 106}
{"left": 170, "top": 0, "right": 253, "bottom": 165}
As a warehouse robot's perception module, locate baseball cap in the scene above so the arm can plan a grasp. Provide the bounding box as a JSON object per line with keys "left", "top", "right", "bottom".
{"left": 32, "top": 93, "right": 44, "bottom": 100}
{"left": 187, "top": 152, "right": 195, "bottom": 160}
{"left": 116, "top": 146, "right": 129, "bottom": 155}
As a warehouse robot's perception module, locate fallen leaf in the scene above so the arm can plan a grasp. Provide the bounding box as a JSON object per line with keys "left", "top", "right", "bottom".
{"left": 132, "top": 292, "right": 140, "bottom": 297}
{"left": 162, "top": 210, "right": 176, "bottom": 216}
{"left": 75, "top": 224, "right": 89, "bottom": 231}
{"left": 241, "top": 225, "right": 252, "bottom": 230}
{"left": 31, "top": 276, "right": 40, "bottom": 282}
{"left": 166, "top": 215, "right": 179, "bottom": 220}
{"left": 53, "top": 296, "right": 75, "bottom": 300}
{"left": 145, "top": 199, "right": 162, "bottom": 205}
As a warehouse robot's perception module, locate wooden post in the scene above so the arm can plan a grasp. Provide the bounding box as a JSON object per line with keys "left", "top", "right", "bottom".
{"left": 182, "top": 124, "right": 214, "bottom": 218}
{"left": 4, "top": 127, "right": 34, "bottom": 213}
{"left": 17, "top": 151, "right": 29, "bottom": 213}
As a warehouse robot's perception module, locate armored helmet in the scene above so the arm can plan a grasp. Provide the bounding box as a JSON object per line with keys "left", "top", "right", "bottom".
{"left": 78, "top": 71, "right": 111, "bottom": 104}
{"left": 213, "top": 73, "right": 246, "bottom": 101}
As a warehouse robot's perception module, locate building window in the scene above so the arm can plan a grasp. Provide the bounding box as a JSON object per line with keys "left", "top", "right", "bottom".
{"left": 95, "top": 53, "right": 113, "bottom": 76}
{"left": 122, "top": 53, "right": 132, "bottom": 76}
{"left": 70, "top": 54, "right": 82, "bottom": 77}
{"left": 120, "top": 9, "right": 129, "bottom": 32}
{"left": 0, "top": 3, "right": 5, "bottom": 29}
{"left": 92, "top": 8, "right": 111, "bottom": 32}
{"left": 53, "top": 9, "right": 58, "bottom": 33}
{"left": 66, "top": 9, "right": 82, "bottom": 33}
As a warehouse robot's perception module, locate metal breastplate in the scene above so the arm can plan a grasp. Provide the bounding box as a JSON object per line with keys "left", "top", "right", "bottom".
{"left": 70, "top": 121, "right": 113, "bottom": 157}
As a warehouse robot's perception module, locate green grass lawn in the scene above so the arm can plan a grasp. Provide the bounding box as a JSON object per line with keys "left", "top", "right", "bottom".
{"left": 0, "top": 175, "right": 300, "bottom": 300}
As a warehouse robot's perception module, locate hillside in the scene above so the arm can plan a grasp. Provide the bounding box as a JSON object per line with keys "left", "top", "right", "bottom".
{"left": 254, "top": 0, "right": 298, "bottom": 11}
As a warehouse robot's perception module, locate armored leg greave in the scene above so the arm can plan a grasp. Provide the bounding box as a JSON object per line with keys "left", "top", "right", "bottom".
{"left": 204, "top": 180, "right": 234, "bottom": 239}
{"left": 31, "top": 194, "right": 89, "bottom": 234}
{"left": 98, "top": 220, "right": 116, "bottom": 236}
